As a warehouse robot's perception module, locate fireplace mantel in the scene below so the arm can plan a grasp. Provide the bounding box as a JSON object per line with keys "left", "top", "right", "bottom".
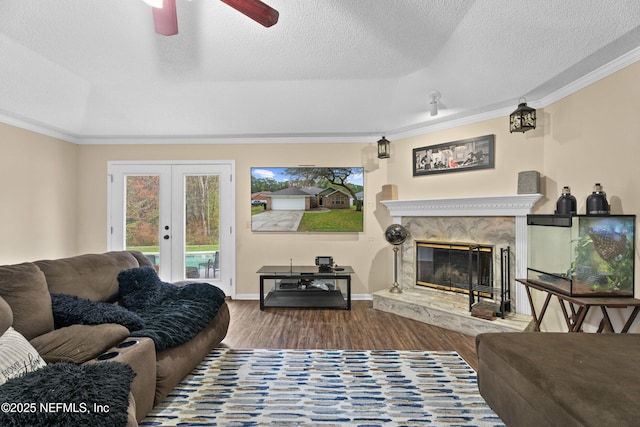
{"left": 381, "top": 194, "right": 543, "bottom": 220}
{"left": 380, "top": 193, "right": 543, "bottom": 316}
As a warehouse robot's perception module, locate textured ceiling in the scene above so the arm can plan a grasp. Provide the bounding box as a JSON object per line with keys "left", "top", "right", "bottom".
{"left": 1, "top": 0, "right": 640, "bottom": 143}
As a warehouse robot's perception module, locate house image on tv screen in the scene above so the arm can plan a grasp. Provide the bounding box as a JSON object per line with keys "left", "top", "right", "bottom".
{"left": 250, "top": 167, "right": 364, "bottom": 232}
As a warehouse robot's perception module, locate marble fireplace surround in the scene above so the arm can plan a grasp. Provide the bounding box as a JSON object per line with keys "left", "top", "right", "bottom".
{"left": 375, "top": 194, "right": 542, "bottom": 335}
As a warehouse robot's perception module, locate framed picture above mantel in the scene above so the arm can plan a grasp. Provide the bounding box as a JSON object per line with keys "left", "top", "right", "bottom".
{"left": 413, "top": 134, "right": 495, "bottom": 176}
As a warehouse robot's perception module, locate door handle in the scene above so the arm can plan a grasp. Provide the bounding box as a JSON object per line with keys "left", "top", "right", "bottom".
{"left": 163, "top": 235, "right": 170, "bottom": 240}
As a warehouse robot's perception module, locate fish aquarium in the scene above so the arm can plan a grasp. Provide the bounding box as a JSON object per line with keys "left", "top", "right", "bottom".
{"left": 527, "top": 215, "right": 635, "bottom": 297}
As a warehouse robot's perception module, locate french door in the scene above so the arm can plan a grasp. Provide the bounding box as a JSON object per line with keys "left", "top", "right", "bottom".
{"left": 108, "top": 161, "right": 235, "bottom": 297}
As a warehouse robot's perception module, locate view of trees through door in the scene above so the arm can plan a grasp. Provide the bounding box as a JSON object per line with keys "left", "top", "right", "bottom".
{"left": 125, "top": 175, "right": 160, "bottom": 251}
{"left": 125, "top": 175, "right": 220, "bottom": 278}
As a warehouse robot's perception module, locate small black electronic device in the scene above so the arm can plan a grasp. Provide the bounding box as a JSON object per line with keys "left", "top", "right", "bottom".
{"left": 315, "top": 256, "right": 334, "bottom": 272}
{"left": 279, "top": 279, "right": 299, "bottom": 290}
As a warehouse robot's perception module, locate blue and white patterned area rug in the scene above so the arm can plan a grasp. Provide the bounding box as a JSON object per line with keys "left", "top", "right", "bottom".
{"left": 140, "top": 349, "right": 504, "bottom": 427}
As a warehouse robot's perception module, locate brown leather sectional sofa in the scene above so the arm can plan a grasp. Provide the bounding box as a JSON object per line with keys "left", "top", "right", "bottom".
{"left": 0, "top": 251, "right": 230, "bottom": 426}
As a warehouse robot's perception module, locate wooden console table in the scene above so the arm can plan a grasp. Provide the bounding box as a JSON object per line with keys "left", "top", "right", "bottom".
{"left": 517, "top": 279, "right": 640, "bottom": 333}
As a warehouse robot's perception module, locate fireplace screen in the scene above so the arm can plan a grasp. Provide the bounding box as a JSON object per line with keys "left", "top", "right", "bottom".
{"left": 416, "top": 241, "right": 493, "bottom": 296}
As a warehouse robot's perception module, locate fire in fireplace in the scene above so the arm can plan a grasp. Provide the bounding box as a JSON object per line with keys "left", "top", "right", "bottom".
{"left": 415, "top": 241, "right": 493, "bottom": 297}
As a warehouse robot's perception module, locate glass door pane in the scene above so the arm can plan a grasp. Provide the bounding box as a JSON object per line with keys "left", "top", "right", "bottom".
{"left": 125, "top": 175, "right": 161, "bottom": 269}
{"left": 184, "top": 175, "right": 220, "bottom": 281}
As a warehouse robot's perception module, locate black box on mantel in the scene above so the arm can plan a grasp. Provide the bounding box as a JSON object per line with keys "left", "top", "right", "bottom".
{"left": 517, "top": 171, "right": 540, "bottom": 194}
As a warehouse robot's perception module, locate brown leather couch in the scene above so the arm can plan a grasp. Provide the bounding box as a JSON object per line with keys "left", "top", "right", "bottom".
{"left": 0, "top": 251, "right": 230, "bottom": 426}
{"left": 476, "top": 332, "right": 640, "bottom": 427}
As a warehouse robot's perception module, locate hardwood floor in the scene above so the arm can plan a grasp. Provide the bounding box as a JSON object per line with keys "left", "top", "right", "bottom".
{"left": 220, "top": 300, "right": 479, "bottom": 370}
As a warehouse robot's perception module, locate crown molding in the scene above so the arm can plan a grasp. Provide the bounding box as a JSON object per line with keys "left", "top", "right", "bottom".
{"left": 2, "top": 47, "right": 639, "bottom": 145}
{"left": 533, "top": 45, "right": 640, "bottom": 108}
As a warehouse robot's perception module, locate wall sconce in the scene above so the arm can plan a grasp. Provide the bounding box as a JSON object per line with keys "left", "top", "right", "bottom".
{"left": 377, "top": 136, "right": 390, "bottom": 159}
{"left": 509, "top": 97, "right": 536, "bottom": 133}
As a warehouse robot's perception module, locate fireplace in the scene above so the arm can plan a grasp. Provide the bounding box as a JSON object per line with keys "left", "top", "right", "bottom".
{"left": 380, "top": 194, "right": 543, "bottom": 317}
{"left": 416, "top": 241, "right": 493, "bottom": 296}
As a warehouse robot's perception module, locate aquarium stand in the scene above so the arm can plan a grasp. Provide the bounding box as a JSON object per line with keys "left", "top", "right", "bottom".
{"left": 517, "top": 279, "right": 640, "bottom": 333}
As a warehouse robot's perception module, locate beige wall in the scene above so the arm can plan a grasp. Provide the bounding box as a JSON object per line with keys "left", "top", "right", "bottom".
{"left": 1, "top": 60, "right": 639, "bottom": 330}
{"left": 386, "top": 117, "right": 545, "bottom": 201}
{"left": 538, "top": 63, "right": 640, "bottom": 331}
{"left": 0, "top": 123, "right": 77, "bottom": 263}
{"left": 75, "top": 143, "right": 393, "bottom": 297}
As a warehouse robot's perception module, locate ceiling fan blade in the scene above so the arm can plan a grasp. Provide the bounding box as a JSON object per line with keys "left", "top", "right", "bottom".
{"left": 152, "top": 0, "right": 178, "bottom": 36}
{"left": 220, "top": 0, "right": 279, "bottom": 27}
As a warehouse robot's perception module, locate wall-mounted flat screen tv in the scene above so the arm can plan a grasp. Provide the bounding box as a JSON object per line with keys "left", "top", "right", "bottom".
{"left": 251, "top": 167, "right": 364, "bottom": 232}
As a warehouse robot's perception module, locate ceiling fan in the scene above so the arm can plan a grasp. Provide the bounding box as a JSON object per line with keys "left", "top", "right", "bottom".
{"left": 143, "top": 0, "right": 279, "bottom": 36}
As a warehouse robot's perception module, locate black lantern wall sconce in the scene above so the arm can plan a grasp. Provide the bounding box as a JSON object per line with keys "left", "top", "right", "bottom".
{"left": 377, "top": 136, "right": 390, "bottom": 159}
{"left": 509, "top": 97, "right": 536, "bottom": 133}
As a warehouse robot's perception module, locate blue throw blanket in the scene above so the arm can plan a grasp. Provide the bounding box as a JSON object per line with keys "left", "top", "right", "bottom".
{"left": 117, "top": 266, "right": 226, "bottom": 351}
